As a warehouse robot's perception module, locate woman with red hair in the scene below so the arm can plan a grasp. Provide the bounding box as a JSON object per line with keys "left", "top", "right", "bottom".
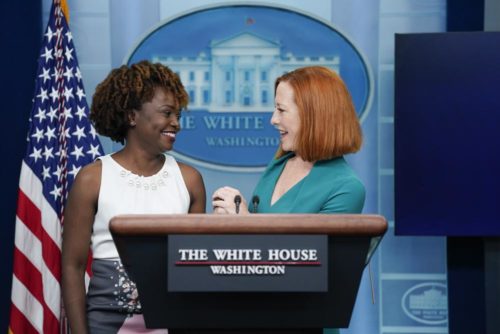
{"left": 211, "top": 65, "right": 364, "bottom": 334}
{"left": 213, "top": 66, "right": 364, "bottom": 216}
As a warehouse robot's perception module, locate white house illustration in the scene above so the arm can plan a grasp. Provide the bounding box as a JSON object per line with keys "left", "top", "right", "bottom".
{"left": 152, "top": 32, "right": 340, "bottom": 112}
{"left": 409, "top": 287, "right": 447, "bottom": 310}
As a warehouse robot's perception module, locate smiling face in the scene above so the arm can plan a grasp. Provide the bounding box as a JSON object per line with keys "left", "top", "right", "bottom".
{"left": 271, "top": 81, "right": 301, "bottom": 153}
{"left": 129, "top": 87, "right": 181, "bottom": 153}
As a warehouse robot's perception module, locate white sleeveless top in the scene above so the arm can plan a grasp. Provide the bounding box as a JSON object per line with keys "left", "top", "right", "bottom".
{"left": 91, "top": 154, "right": 190, "bottom": 259}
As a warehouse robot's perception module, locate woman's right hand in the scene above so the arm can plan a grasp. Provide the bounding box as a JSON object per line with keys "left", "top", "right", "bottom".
{"left": 212, "top": 186, "right": 249, "bottom": 215}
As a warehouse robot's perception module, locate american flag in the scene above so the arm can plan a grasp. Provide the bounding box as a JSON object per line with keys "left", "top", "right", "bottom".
{"left": 9, "top": 1, "right": 103, "bottom": 333}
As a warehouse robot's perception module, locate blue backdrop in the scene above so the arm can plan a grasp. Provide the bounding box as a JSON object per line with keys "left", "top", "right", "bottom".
{"left": 0, "top": 1, "right": 455, "bottom": 333}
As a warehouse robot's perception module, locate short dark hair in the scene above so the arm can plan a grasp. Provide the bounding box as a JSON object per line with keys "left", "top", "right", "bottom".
{"left": 90, "top": 60, "right": 188, "bottom": 144}
{"left": 274, "top": 66, "right": 362, "bottom": 161}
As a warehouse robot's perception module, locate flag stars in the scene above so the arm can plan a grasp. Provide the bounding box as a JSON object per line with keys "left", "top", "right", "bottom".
{"left": 49, "top": 184, "right": 62, "bottom": 201}
{"left": 90, "top": 126, "right": 98, "bottom": 139}
{"left": 65, "top": 31, "right": 73, "bottom": 43}
{"left": 63, "top": 86, "right": 74, "bottom": 100}
{"left": 45, "top": 26, "right": 56, "bottom": 42}
{"left": 75, "top": 67, "right": 82, "bottom": 82}
{"left": 41, "top": 47, "right": 54, "bottom": 63}
{"left": 39, "top": 67, "right": 51, "bottom": 83}
{"left": 34, "top": 108, "right": 46, "bottom": 122}
{"left": 75, "top": 87, "right": 85, "bottom": 101}
{"left": 63, "top": 66, "right": 74, "bottom": 81}
{"left": 31, "top": 128, "right": 44, "bottom": 143}
{"left": 87, "top": 144, "right": 101, "bottom": 159}
{"left": 45, "top": 126, "right": 57, "bottom": 141}
{"left": 53, "top": 165, "right": 63, "bottom": 180}
{"left": 49, "top": 87, "right": 60, "bottom": 103}
{"left": 65, "top": 46, "right": 74, "bottom": 62}
{"left": 70, "top": 145, "right": 84, "bottom": 160}
{"left": 72, "top": 125, "right": 87, "bottom": 141}
{"left": 29, "top": 147, "right": 43, "bottom": 163}
{"left": 63, "top": 107, "right": 74, "bottom": 120}
{"left": 21, "top": 5, "right": 105, "bottom": 273}
{"left": 63, "top": 127, "right": 71, "bottom": 139}
{"left": 42, "top": 166, "right": 51, "bottom": 180}
{"left": 42, "top": 146, "right": 54, "bottom": 161}
{"left": 37, "top": 88, "right": 48, "bottom": 103}
{"left": 27, "top": 4, "right": 104, "bottom": 217}
{"left": 75, "top": 106, "right": 87, "bottom": 120}
{"left": 68, "top": 164, "right": 81, "bottom": 178}
{"left": 52, "top": 68, "right": 63, "bottom": 81}
{"left": 47, "top": 107, "right": 58, "bottom": 122}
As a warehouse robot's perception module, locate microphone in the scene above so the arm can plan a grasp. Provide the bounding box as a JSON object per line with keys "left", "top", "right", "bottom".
{"left": 234, "top": 195, "right": 241, "bottom": 214}
{"left": 251, "top": 195, "right": 260, "bottom": 213}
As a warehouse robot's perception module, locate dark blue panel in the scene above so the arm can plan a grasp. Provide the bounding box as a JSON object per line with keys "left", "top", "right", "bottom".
{"left": 447, "top": 237, "right": 487, "bottom": 334}
{"left": 395, "top": 32, "right": 500, "bottom": 236}
{"left": 447, "top": 0, "right": 484, "bottom": 31}
{"left": 0, "top": 2, "right": 41, "bottom": 332}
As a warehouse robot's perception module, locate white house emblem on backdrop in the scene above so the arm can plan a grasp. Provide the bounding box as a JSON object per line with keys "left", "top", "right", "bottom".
{"left": 127, "top": 5, "right": 372, "bottom": 171}
{"left": 401, "top": 283, "right": 448, "bottom": 325}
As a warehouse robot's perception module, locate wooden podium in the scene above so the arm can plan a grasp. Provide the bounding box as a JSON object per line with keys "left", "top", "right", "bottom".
{"left": 110, "top": 214, "right": 387, "bottom": 332}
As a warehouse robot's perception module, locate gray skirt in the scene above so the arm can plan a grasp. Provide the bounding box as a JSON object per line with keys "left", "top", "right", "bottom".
{"left": 86, "top": 259, "right": 334, "bottom": 334}
{"left": 86, "top": 258, "right": 167, "bottom": 334}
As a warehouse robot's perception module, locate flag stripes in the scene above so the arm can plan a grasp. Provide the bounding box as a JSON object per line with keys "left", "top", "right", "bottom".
{"left": 16, "top": 182, "right": 62, "bottom": 282}
{"left": 11, "top": 276, "right": 45, "bottom": 333}
{"left": 18, "top": 161, "right": 62, "bottom": 248}
{"left": 12, "top": 248, "right": 59, "bottom": 334}
{"left": 9, "top": 302, "right": 39, "bottom": 334}
{"left": 8, "top": 0, "right": 104, "bottom": 332}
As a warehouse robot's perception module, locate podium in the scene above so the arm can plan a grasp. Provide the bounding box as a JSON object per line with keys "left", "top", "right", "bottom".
{"left": 110, "top": 214, "right": 387, "bottom": 331}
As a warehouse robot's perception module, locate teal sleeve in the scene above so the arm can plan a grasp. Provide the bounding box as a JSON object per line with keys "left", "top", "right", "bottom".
{"left": 319, "top": 178, "right": 366, "bottom": 214}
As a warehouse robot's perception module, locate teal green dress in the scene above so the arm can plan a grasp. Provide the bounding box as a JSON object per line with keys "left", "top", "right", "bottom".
{"left": 251, "top": 153, "right": 365, "bottom": 334}
{"left": 252, "top": 152, "right": 365, "bottom": 214}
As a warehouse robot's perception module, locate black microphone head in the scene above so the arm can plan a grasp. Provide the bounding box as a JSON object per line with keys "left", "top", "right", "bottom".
{"left": 251, "top": 195, "right": 260, "bottom": 213}
{"left": 252, "top": 195, "right": 260, "bottom": 205}
{"left": 234, "top": 195, "right": 242, "bottom": 204}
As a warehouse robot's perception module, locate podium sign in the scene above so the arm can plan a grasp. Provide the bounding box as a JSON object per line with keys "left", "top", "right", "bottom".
{"left": 110, "top": 214, "right": 387, "bottom": 329}
{"left": 168, "top": 235, "right": 328, "bottom": 292}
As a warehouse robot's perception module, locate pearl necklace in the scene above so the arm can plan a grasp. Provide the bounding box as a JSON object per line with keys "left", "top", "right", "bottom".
{"left": 119, "top": 169, "right": 169, "bottom": 191}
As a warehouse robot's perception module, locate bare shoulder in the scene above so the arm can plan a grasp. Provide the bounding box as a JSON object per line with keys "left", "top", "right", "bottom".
{"left": 71, "top": 159, "right": 102, "bottom": 196}
{"left": 64, "top": 159, "right": 102, "bottom": 221}
{"left": 177, "top": 161, "right": 203, "bottom": 184}
{"left": 177, "top": 161, "right": 206, "bottom": 213}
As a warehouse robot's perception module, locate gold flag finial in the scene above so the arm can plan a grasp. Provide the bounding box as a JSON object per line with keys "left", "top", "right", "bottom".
{"left": 60, "top": 0, "right": 70, "bottom": 23}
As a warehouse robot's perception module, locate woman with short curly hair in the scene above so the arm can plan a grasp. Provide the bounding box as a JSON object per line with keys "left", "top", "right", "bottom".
{"left": 62, "top": 60, "right": 205, "bottom": 333}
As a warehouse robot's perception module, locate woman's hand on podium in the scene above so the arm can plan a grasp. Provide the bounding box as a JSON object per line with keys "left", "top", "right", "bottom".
{"left": 212, "top": 186, "right": 250, "bottom": 215}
